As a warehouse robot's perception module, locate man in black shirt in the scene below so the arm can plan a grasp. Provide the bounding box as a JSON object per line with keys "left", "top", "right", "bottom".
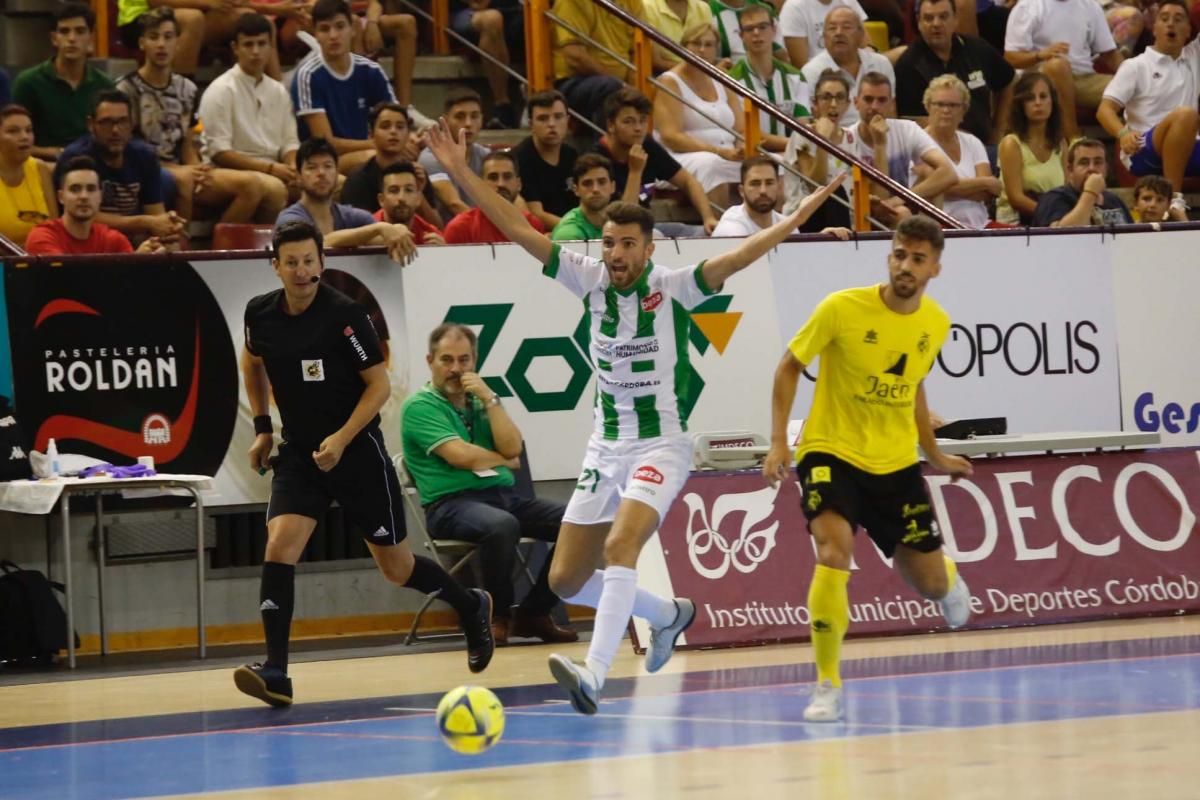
{"left": 1032, "top": 138, "right": 1133, "bottom": 228}
{"left": 235, "top": 220, "right": 494, "bottom": 707}
{"left": 894, "top": 0, "right": 1014, "bottom": 145}
{"left": 340, "top": 101, "right": 443, "bottom": 227}
{"left": 593, "top": 87, "right": 718, "bottom": 235}
{"left": 513, "top": 90, "right": 579, "bottom": 231}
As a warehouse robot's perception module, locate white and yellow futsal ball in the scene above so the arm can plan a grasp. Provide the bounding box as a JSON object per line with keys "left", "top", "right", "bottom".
{"left": 436, "top": 685, "right": 505, "bottom": 754}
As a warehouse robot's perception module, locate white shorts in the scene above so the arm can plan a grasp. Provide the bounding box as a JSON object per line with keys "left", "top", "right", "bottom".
{"left": 562, "top": 433, "right": 693, "bottom": 526}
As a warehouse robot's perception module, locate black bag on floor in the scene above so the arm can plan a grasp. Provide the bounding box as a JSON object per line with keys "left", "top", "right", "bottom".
{"left": 0, "top": 560, "right": 76, "bottom": 664}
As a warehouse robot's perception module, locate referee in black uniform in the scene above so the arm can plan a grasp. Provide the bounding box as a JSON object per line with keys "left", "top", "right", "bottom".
{"left": 235, "top": 220, "right": 494, "bottom": 707}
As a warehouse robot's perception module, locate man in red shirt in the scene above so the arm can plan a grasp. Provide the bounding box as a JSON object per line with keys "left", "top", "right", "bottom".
{"left": 372, "top": 161, "right": 445, "bottom": 245}
{"left": 444, "top": 150, "right": 546, "bottom": 245}
{"left": 25, "top": 156, "right": 164, "bottom": 255}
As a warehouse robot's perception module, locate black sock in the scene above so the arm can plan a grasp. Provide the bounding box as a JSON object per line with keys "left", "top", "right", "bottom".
{"left": 260, "top": 561, "right": 295, "bottom": 672}
{"left": 404, "top": 555, "right": 480, "bottom": 618}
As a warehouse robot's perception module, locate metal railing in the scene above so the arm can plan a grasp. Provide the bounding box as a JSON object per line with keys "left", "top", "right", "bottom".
{"left": 525, "top": 0, "right": 963, "bottom": 231}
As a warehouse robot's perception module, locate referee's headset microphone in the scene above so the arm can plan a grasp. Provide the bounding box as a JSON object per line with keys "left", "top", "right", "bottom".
{"left": 309, "top": 275, "right": 320, "bottom": 284}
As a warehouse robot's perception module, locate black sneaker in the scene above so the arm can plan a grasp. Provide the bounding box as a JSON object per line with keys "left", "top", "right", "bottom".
{"left": 485, "top": 102, "right": 518, "bottom": 130}
{"left": 462, "top": 588, "right": 495, "bottom": 673}
{"left": 234, "top": 663, "right": 293, "bottom": 707}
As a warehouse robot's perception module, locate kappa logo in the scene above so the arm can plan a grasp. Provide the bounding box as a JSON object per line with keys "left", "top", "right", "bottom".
{"left": 633, "top": 465, "right": 664, "bottom": 484}
{"left": 302, "top": 359, "right": 325, "bottom": 381}
{"left": 9, "top": 446, "right": 24, "bottom": 460}
{"left": 641, "top": 291, "right": 664, "bottom": 312}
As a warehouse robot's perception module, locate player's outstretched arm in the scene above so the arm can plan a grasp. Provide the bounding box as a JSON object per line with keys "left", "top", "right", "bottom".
{"left": 763, "top": 349, "right": 806, "bottom": 488}
{"left": 916, "top": 382, "right": 972, "bottom": 479}
{"left": 425, "top": 118, "right": 554, "bottom": 265}
{"left": 703, "top": 173, "right": 848, "bottom": 289}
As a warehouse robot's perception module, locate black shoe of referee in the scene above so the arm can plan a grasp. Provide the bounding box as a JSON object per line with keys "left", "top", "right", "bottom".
{"left": 463, "top": 588, "right": 495, "bottom": 673}
{"left": 234, "top": 663, "right": 293, "bottom": 708}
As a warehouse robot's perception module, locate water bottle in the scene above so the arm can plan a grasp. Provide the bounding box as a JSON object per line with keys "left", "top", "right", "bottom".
{"left": 47, "top": 438, "right": 60, "bottom": 478}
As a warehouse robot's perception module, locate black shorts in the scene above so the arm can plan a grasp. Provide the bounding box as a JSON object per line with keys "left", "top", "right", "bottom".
{"left": 267, "top": 429, "right": 406, "bottom": 546}
{"left": 796, "top": 452, "right": 942, "bottom": 558}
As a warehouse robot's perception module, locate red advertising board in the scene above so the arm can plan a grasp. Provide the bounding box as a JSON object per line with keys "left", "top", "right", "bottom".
{"left": 653, "top": 449, "right": 1200, "bottom": 648}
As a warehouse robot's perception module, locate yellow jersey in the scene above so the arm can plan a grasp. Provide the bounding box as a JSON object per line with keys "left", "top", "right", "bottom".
{"left": 789, "top": 284, "right": 951, "bottom": 474}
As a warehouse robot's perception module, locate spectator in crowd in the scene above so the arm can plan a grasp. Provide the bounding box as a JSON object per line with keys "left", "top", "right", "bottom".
{"left": 56, "top": 90, "right": 186, "bottom": 246}
{"left": 363, "top": 0, "right": 430, "bottom": 128}
{"left": 710, "top": 0, "right": 787, "bottom": 64}
{"left": 1131, "top": 173, "right": 1187, "bottom": 221}
{"left": 276, "top": 137, "right": 418, "bottom": 261}
{"left": 894, "top": 0, "right": 1015, "bottom": 146}
{"left": 293, "top": 0, "right": 397, "bottom": 175}
{"left": 419, "top": 88, "right": 492, "bottom": 219}
{"left": 341, "top": 102, "right": 426, "bottom": 216}
{"left": 444, "top": 150, "right": 547, "bottom": 244}
{"left": 26, "top": 156, "right": 164, "bottom": 255}
{"left": 553, "top": 0, "right": 644, "bottom": 129}
{"left": 845, "top": 72, "right": 957, "bottom": 225}
{"left": 13, "top": 4, "right": 114, "bottom": 160}
{"left": 0, "top": 69, "right": 9, "bottom": 107}
{"left": 1004, "top": 0, "right": 1123, "bottom": 142}
{"left": 117, "top": 9, "right": 266, "bottom": 224}
{"left": 654, "top": 22, "right": 745, "bottom": 207}
{"left": 916, "top": 74, "right": 997, "bottom": 229}
{"left": 374, "top": 162, "right": 445, "bottom": 244}
{"left": 401, "top": 323, "right": 578, "bottom": 646}
{"left": 0, "top": 105, "right": 57, "bottom": 248}
{"left": 595, "top": 87, "right": 720, "bottom": 234}
{"left": 780, "top": 0, "right": 867, "bottom": 68}
{"left": 784, "top": 69, "right": 854, "bottom": 228}
{"left": 729, "top": 4, "right": 811, "bottom": 152}
{"left": 996, "top": 72, "right": 1067, "bottom": 225}
{"left": 800, "top": 7, "right": 895, "bottom": 125}
{"left": 514, "top": 90, "right": 578, "bottom": 231}
{"left": 198, "top": 14, "right": 298, "bottom": 222}
{"left": 116, "top": 0, "right": 286, "bottom": 80}
{"left": 713, "top": 154, "right": 852, "bottom": 237}
{"left": 646, "top": 0, "right": 716, "bottom": 72}
{"left": 444, "top": 0, "right": 525, "bottom": 128}
{"left": 1032, "top": 138, "right": 1133, "bottom": 226}
{"left": 1098, "top": 0, "right": 1200, "bottom": 215}
{"left": 551, "top": 153, "right": 615, "bottom": 241}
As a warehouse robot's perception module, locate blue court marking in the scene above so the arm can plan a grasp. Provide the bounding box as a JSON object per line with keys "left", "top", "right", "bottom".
{"left": 2, "top": 638, "right": 1199, "bottom": 800}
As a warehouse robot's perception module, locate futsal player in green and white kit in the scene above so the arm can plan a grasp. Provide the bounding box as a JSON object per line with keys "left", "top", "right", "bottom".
{"left": 426, "top": 118, "right": 846, "bottom": 714}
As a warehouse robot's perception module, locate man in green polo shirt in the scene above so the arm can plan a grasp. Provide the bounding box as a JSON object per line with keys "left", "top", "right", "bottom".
{"left": 13, "top": 3, "right": 115, "bottom": 159}
{"left": 401, "top": 323, "right": 577, "bottom": 647}
{"left": 551, "top": 154, "right": 614, "bottom": 242}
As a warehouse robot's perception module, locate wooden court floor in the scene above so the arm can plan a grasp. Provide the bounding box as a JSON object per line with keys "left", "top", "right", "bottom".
{"left": 2, "top": 616, "right": 1198, "bottom": 799}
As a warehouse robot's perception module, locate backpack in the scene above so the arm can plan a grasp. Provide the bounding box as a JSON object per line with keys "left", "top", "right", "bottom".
{"left": 0, "top": 561, "right": 76, "bottom": 665}
{"left": 0, "top": 396, "right": 32, "bottom": 481}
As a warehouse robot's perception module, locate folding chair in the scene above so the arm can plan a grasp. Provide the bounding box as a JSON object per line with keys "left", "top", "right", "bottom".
{"left": 393, "top": 451, "right": 540, "bottom": 644}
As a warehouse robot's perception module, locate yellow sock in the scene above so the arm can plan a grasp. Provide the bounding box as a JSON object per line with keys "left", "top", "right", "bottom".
{"left": 944, "top": 554, "right": 958, "bottom": 589}
{"left": 808, "top": 564, "right": 851, "bottom": 688}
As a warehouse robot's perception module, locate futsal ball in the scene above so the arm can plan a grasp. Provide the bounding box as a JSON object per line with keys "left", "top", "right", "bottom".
{"left": 436, "top": 685, "right": 505, "bottom": 755}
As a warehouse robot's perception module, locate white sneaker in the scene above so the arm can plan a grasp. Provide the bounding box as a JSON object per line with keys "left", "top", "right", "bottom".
{"left": 407, "top": 104, "right": 436, "bottom": 132}
{"left": 939, "top": 572, "right": 972, "bottom": 629}
{"left": 645, "top": 598, "right": 696, "bottom": 674}
{"left": 803, "top": 679, "right": 843, "bottom": 722}
{"left": 548, "top": 654, "right": 599, "bottom": 715}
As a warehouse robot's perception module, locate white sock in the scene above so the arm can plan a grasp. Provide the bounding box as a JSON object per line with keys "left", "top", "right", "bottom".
{"left": 563, "top": 569, "right": 676, "bottom": 628}
{"left": 584, "top": 566, "right": 638, "bottom": 687}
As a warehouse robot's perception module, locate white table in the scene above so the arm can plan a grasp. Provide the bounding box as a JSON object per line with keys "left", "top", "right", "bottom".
{"left": 0, "top": 474, "right": 213, "bottom": 668}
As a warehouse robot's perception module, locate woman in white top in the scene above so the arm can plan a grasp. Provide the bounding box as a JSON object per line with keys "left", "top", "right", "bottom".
{"left": 915, "top": 74, "right": 999, "bottom": 229}
{"left": 652, "top": 21, "right": 745, "bottom": 207}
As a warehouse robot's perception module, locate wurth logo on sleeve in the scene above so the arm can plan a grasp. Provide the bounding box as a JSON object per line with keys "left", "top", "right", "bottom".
{"left": 633, "top": 465, "right": 664, "bottom": 484}
{"left": 344, "top": 325, "right": 369, "bottom": 362}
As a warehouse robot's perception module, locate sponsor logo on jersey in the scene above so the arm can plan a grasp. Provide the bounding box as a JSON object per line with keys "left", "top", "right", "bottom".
{"left": 344, "top": 326, "right": 369, "bottom": 362}
{"left": 634, "top": 465, "right": 664, "bottom": 484}
{"left": 641, "top": 291, "right": 664, "bottom": 312}
{"left": 302, "top": 359, "right": 325, "bottom": 381}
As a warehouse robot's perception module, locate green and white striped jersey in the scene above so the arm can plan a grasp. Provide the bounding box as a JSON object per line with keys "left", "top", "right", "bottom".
{"left": 709, "top": 0, "right": 785, "bottom": 61}
{"left": 544, "top": 243, "right": 721, "bottom": 441}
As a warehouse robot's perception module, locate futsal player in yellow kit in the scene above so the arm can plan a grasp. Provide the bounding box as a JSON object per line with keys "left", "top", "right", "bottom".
{"left": 763, "top": 214, "right": 974, "bottom": 722}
